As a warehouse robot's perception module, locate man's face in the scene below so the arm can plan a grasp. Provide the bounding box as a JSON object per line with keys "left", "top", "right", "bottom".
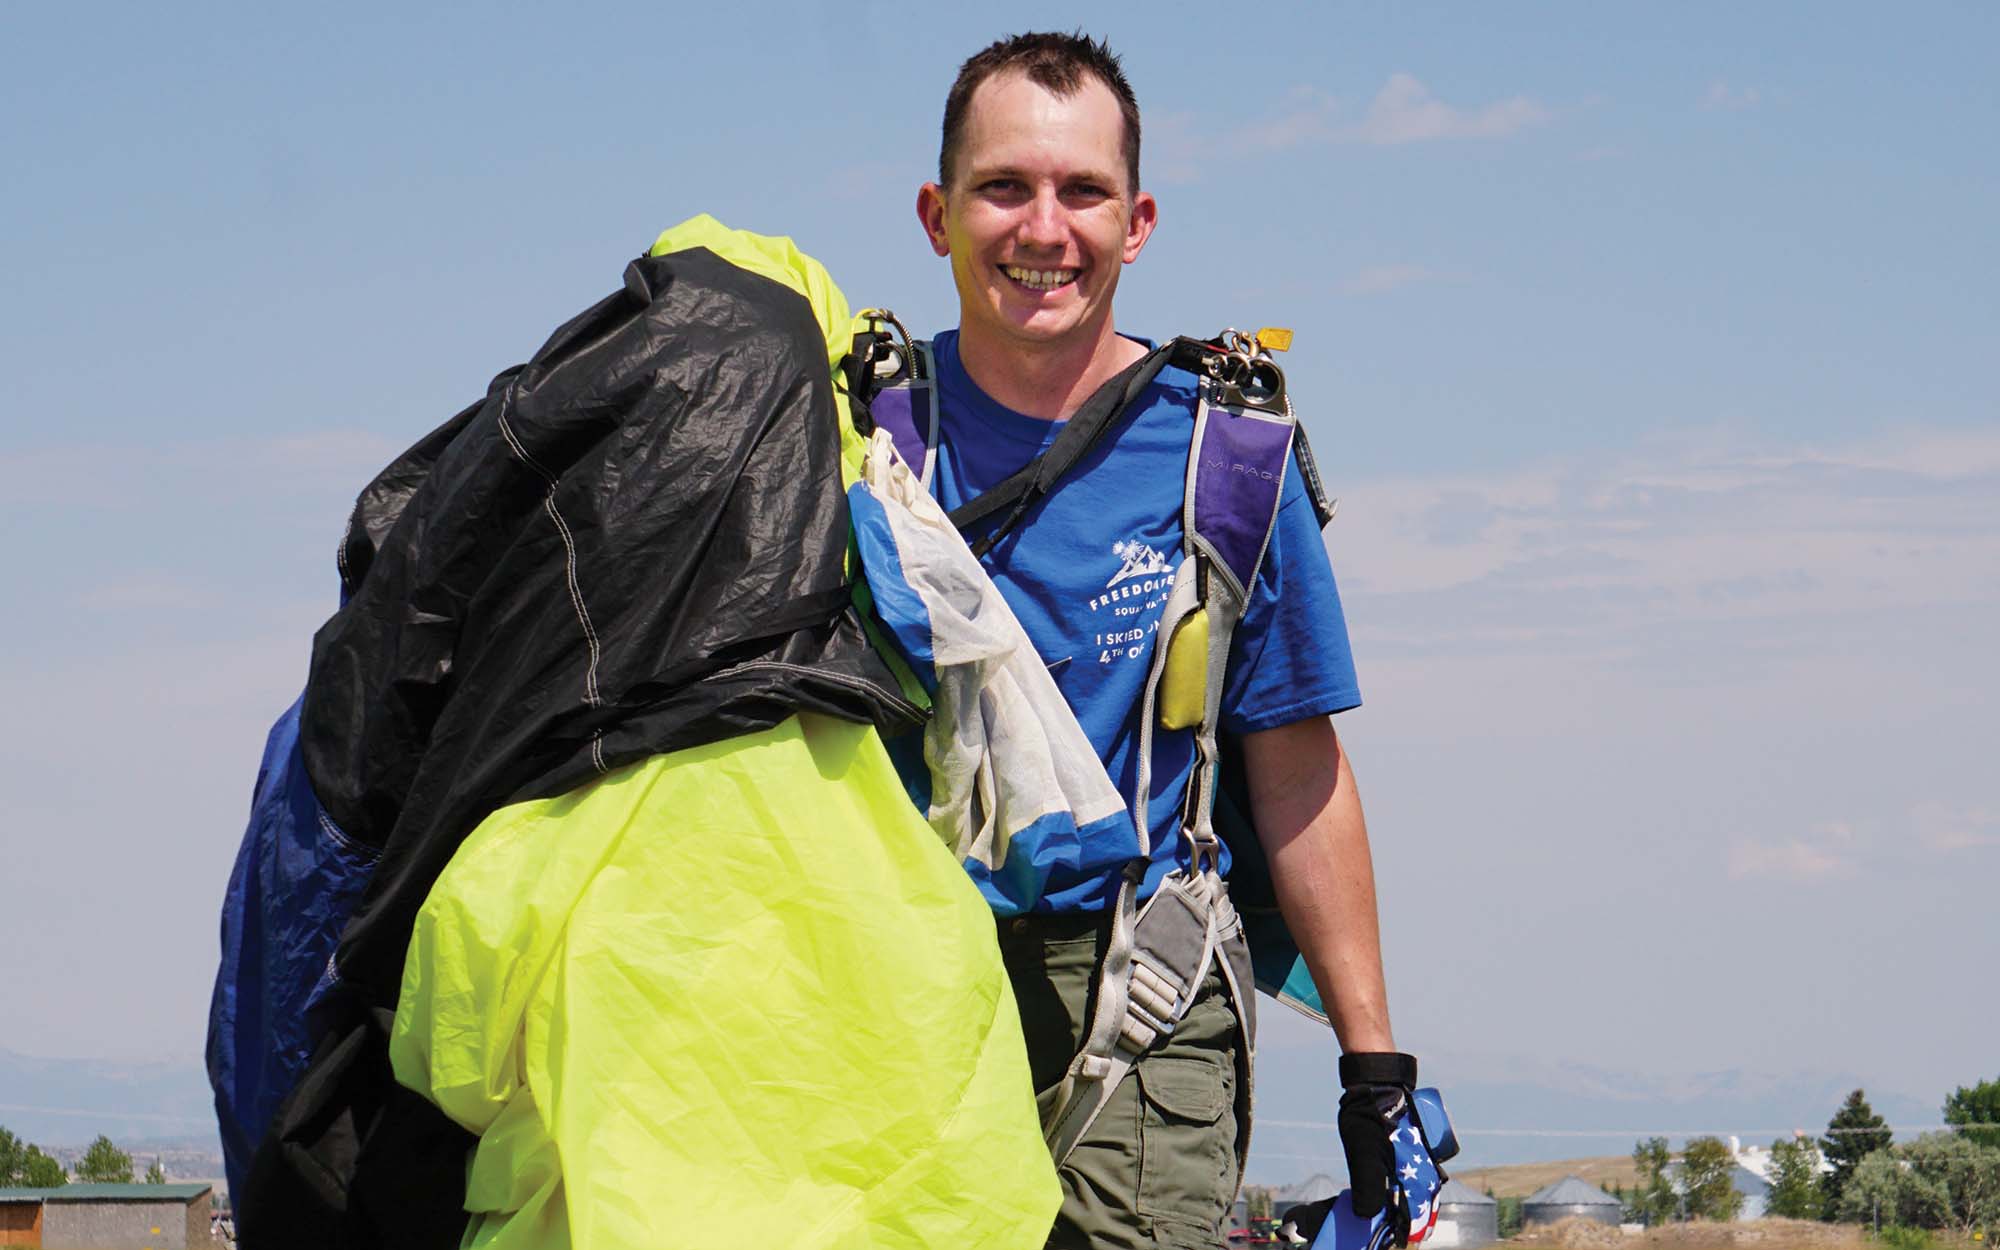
{"left": 918, "top": 70, "right": 1157, "bottom": 355}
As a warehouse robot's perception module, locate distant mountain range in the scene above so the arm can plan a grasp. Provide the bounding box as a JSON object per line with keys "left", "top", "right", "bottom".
{"left": 1245, "top": 1037, "right": 1942, "bottom": 1184}
{"left": 1, "top": 1042, "right": 1946, "bottom": 1191}
{"left": 0, "top": 1048, "right": 217, "bottom": 1150}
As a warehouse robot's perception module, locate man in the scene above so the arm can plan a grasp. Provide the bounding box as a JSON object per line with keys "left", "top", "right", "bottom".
{"left": 910, "top": 32, "right": 1420, "bottom": 1250}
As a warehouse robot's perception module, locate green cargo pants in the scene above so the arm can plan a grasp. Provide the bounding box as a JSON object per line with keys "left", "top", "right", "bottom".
{"left": 998, "top": 911, "right": 1249, "bottom": 1250}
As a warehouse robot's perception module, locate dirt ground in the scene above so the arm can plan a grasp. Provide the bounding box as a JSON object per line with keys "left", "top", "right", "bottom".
{"left": 1454, "top": 1157, "right": 1647, "bottom": 1199}
{"left": 1512, "top": 1217, "right": 1873, "bottom": 1249}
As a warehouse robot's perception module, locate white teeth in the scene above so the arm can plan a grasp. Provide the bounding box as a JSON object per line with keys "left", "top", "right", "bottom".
{"left": 1003, "top": 265, "right": 1077, "bottom": 291}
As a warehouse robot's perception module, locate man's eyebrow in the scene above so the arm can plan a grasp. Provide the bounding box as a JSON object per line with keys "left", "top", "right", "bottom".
{"left": 963, "top": 163, "right": 1121, "bottom": 188}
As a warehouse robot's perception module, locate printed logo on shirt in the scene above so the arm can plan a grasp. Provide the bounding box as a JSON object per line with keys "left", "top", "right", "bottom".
{"left": 1105, "top": 540, "right": 1172, "bottom": 588}
{"left": 1086, "top": 537, "right": 1177, "bottom": 663}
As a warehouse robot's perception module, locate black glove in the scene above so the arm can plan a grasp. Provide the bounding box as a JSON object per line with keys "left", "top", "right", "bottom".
{"left": 1338, "top": 1052, "right": 1421, "bottom": 1243}
{"left": 1277, "top": 1199, "right": 1332, "bottom": 1247}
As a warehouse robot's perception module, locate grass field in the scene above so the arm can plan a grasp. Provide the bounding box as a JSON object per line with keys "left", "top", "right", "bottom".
{"left": 1511, "top": 1217, "right": 1873, "bottom": 1248}
{"left": 1452, "top": 1155, "right": 1646, "bottom": 1199}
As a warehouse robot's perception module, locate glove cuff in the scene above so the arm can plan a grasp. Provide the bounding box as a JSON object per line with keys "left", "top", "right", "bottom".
{"left": 1338, "top": 1051, "right": 1417, "bottom": 1089}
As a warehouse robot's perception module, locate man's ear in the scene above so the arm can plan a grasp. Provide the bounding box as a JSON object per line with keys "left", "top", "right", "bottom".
{"left": 1122, "top": 190, "right": 1159, "bottom": 265}
{"left": 917, "top": 183, "right": 951, "bottom": 257}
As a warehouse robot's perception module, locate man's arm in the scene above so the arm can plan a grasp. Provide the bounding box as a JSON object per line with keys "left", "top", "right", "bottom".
{"left": 1240, "top": 714, "right": 1394, "bottom": 1053}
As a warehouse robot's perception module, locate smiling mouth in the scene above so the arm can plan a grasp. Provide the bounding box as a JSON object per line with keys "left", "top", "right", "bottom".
{"left": 1002, "top": 264, "right": 1079, "bottom": 292}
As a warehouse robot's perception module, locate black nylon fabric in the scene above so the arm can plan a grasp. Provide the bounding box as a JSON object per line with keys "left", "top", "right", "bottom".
{"left": 240, "top": 245, "right": 921, "bottom": 1248}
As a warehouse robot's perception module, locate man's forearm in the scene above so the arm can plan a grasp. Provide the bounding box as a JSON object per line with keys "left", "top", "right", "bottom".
{"left": 1241, "top": 716, "right": 1394, "bottom": 1053}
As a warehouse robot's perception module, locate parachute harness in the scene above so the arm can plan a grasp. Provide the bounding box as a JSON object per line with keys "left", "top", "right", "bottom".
{"left": 850, "top": 314, "right": 1336, "bottom": 1172}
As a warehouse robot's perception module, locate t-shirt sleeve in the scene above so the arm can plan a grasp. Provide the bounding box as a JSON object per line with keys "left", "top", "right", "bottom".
{"left": 1219, "top": 446, "right": 1362, "bottom": 733}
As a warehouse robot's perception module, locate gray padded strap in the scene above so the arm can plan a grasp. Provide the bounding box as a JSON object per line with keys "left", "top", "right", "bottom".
{"left": 1042, "top": 868, "right": 1141, "bottom": 1161}
{"left": 1041, "top": 372, "right": 1298, "bottom": 1171}
{"left": 1044, "top": 868, "right": 1231, "bottom": 1166}
{"left": 1212, "top": 897, "right": 1258, "bottom": 1184}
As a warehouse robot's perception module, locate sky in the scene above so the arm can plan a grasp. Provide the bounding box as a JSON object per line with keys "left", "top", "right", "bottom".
{"left": 1, "top": 0, "right": 1994, "bottom": 1164}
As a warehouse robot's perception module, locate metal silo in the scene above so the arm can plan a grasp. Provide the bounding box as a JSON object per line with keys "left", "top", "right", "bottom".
{"left": 1432, "top": 1179, "right": 1500, "bottom": 1248}
{"left": 1278, "top": 1174, "right": 1344, "bottom": 1209}
{"left": 1521, "top": 1176, "right": 1624, "bottom": 1229}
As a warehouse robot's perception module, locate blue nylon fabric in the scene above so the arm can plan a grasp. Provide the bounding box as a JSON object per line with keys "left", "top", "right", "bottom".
{"left": 959, "top": 807, "right": 1139, "bottom": 918}
{"left": 206, "top": 694, "right": 381, "bottom": 1197}
{"left": 846, "top": 483, "right": 940, "bottom": 692}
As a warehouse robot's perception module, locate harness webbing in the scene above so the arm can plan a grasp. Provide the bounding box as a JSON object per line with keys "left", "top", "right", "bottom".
{"left": 947, "top": 346, "right": 1174, "bottom": 555}
{"left": 853, "top": 322, "right": 1306, "bottom": 1180}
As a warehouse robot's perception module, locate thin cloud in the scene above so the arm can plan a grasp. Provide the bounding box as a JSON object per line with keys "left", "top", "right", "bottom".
{"left": 1239, "top": 75, "right": 1551, "bottom": 152}
{"left": 1910, "top": 803, "right": 2000, "bottom": 853}
{"left": 1703, "top": 81, "right": 1763, "bottom": 111}
{"left": 1348, "top": 73, "right": 1552, "bottom": 145}
{"left": 1147, "top": 111, "right": 1205, "bottom": 186}
{"left": 1727, "top": 838, "right": 1854, "bottom": 881}
{"left": 1331, "top": 427, "right": 2000, "bottom": 636}
{"left": 0, "top": 431, "right": 400, "bottom": 510}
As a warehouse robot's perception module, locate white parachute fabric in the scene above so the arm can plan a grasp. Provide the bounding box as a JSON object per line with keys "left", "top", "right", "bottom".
{"left": 849, "top": 429, "right": 1133, "bottom": 886}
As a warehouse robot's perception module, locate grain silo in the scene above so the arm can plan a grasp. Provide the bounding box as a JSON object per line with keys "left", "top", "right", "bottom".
{"left": 1277, "top": 1173, "right": 1344, "bottom": 1209}
{"left": 1522, "top": 1176, "right": 1623, "bottom": 1228}
{"left": 1431, "top": 1178, "right": 1499, "bottom": 1248}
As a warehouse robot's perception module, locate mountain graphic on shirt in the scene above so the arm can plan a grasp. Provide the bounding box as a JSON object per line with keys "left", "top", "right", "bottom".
{"left": 1106, "top": 540, "right": 1173, "bottom": 588}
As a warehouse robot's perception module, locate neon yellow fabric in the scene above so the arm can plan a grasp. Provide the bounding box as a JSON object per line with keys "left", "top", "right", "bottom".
{"left": 390, "top": 713, "right": 1060, "bottom": 1249}
{"left": 646, "top": 214, "right": 869, "bottom": 485}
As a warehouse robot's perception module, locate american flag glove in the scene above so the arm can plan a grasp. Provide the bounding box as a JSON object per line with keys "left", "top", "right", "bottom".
{"left": 1336, "top": 1054, "right": 1447, "bottom": 1248}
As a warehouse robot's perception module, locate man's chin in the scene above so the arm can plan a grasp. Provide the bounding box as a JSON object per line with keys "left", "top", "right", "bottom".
{"left": 990, "top": 298, "right": 1085, "bottom": 342}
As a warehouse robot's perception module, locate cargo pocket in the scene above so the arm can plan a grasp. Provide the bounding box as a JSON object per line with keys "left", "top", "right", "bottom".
{"left": 1135, "top": 1050, "right": 1237, "bottom": 1233}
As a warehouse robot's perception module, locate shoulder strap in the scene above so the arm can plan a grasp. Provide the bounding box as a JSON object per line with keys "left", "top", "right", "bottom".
{"left": 1185, "top": 379, "right": 1296, "bottom": 601}
{"left": 849, "top": 326, "right": 939, "bottom": 489}
{"left": 848, "top": 325, "right": 1227, "bottom": 558}
{"left": 949, "top": 347, "right": 1175, "bottom": 556}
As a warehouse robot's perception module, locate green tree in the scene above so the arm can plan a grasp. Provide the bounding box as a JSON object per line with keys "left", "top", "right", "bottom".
{"left": 1836, "top": 1133, "right": 2000, "bottom": 1234}
{"left": 144, "top": 1157, "right": 166, "bottom": 1185}
{"left": 1496, "top": 1195, "right": 1523, "bottom": 1239}
{"left": 1, "top": 1124, "right": 68, "bottom": 1188}
{"left": 1898, "top": 1132, "right": 2000, "bottom": 1234}
{"left": 1944, "top": 1076, "right": 2000, "bottom": 1151}
{"left": 1679, "top": 1136, "right": 1745, "bottom": 1221}
{"left": 21, "top": 1145, "right": 66, "bottom": 1187}
{"left": 1821, "top": 1089, "right": 1893, "bottom": 1217}
{"left": 1244, "top": 1185, "right": 1273, "bottom": 1220}
{"left": 73, "top": 1134, "right": 133, "bottom": 1184}
{"left": 1765, "top": 1135, "right": 1825, "bottom": 1220}
{"left": 1839, "top": 1150, "right": 1911, "bottom": 1228}
{"left": 0, "top": 1126, "right": 23, "bottom": 1185}
{"left": 1631, "top": 1137, "right": 1679, "bottom": 1225}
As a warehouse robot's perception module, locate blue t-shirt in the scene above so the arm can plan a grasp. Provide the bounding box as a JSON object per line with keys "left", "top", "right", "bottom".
{"left": 920, "top": 330, "right": 1361, "bottom": 913}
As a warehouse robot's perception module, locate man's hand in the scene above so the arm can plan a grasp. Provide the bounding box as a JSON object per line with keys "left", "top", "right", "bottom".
{"left": 1336, "top": 1054, "right": 1446, "bottom": 1247}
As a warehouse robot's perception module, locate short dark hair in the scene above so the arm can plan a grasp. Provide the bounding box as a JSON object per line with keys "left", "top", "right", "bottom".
{"left": 939, "top": 31, "right": 1141, "bottom": 194}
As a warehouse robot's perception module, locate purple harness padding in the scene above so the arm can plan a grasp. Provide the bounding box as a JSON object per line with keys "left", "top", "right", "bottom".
{"left": 866, "top": 353, "right": 1294, "bottom": 592}
{"left": 868, "top": 381, "right": 934, "bottom": 484}
{"left": 1190, "top": 397, "right": 1294, "bottom": 595}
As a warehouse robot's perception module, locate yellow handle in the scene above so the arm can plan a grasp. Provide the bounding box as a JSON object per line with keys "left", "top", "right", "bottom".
{"left": 1156, "top": 608, "right": 1210, "bottom": 731}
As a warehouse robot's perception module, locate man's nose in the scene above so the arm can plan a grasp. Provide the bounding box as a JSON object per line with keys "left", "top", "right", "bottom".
{"left": 1017, "top": 187, "right": 1067, "bottom": 249}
